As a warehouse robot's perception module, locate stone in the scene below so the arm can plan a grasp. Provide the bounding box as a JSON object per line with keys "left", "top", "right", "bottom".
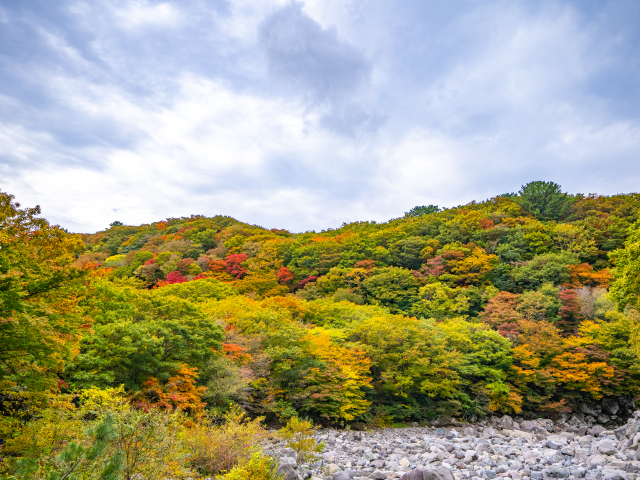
{"left": 400, "top": 467, "right": 456, "bottom": 480}
{"left": 464, "top": 427, "right": 476, "bottom": 437}
{"left": 371, "top": 460, "right": 385, "bottom": 469}
{"left": 560, "top": 446, "right": 575, "bottom": 456}
{"left": 601, "top": 469, "right": 627, "bottom": 480}
{"left": 333, "top": 472, "right": 351, "bottom": 480}
{"left": 281, "top": 447, "right": 298, "bottom": 461}
{"left": 590, "top": 425, "right": 606, "bottom": 437}
{"left": 506, "top": 470, "right": 522, "bottom": 480}
{"left": 547, "top": 467, "right": 571, "bottom": 478}
{"left": 499, "top": 416, "right": 515, "bottom": 430}
{"left": 580, "top": 403, "right": 601, "bottom": 418}
{"left": 602, "top": 399, "right": 620, "bottom": 416}
{"left": 614, "top": 426, "right": 628, "bottom": 441}
{"left": 521, "top": 421, "right": 539, "bottom": 433}
{"left": 587, "top": 455, "right": 607, "bottom": 469}
{"left": 598, "top": 442, "right": 618, "bottom": 456}
{"left": 503, "top": 429, "right": 534, "bottom": 440}
{"left": 578, "top": 435, "right": 594, "bottom": 448}
{"left": 606, "top": 461, "right": 629, "bottom": 471}
{"left": 369, "top": 472, "right": 387, "bottom": 480}
{"left": 280, "top": 456, "right": 297, "bottom": 467}
{"left": 327, "top": 464, "right": 341, "bottom": 474}
{"left": 276, "top": 464, "right": 300, "bottom": 480}
{"left": 547, "top": 435, "right": 568, "bottom": 450}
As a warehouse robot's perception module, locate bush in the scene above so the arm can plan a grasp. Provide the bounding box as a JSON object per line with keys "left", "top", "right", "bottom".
{"left": 277, "top": 417, "right": 324, "bottom": 464}
{"left": 183, "top": 406, "right": 270, "bottom": 475}
{"left": 4, "top": 392, "right": 189, "bottom": 480}
{"left": 220, "top": 452, "right": 282, "bottom": 480}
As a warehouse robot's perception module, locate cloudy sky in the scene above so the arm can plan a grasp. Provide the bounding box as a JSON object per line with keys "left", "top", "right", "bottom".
{"left": 1, "top": 0, "right": 639, "bottom": 233}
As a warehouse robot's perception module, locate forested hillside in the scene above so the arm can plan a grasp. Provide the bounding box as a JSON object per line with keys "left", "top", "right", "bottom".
{"left": 3, "top": 181, "right": 640, "bottom": 477}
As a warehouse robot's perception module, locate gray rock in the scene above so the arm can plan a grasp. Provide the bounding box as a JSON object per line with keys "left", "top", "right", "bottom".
{"left": 598, "top": 414, "right": 611, "bottom": 424}
{"left": 280, "top": 447, "right": 298, "bottom": 461}
{"left": 598, "top": 442, "right": 618, "bottom": 456}
{"left": 369, "top": 472, "right": 387, "bottom": 480}
{"left": 590, "top": 425, "right": 606, "bottom": 437}
{"left": 280, "top": 456, "right": 297, "bottom": 467}
{"left": 587, "top": 455, "right": 608, "bottom": 469}
{"left": 602, "top": 399, "right": 620, "bottom": 416}
{"left": 400, "top": 467, "right": 456, "bottom": 480}
{"left": 370, "top": 460, "right": 385, "bottom": 469}
{"left": 484, "top": 427, "right": 498, "bottom": 437}
{"left": 521, "top": 421, "right": 538, "bottom": 433}
{"left": 579, "top": 435, "right": 594, "bottom": 448}
{"left": 483, "top": 471, "right": 497, "bottom": 480}
{"left": 601, "top": 469, "right": 627, "bottom": 480}
{"left": 614, "top": 426, "right": 627, "bottom": 441}
{"left": 276, "top": 464, "right": 301, "bottom": 480}
{"left": 547, "top": 435, "right": 568, "bottom": 450}
{"left": 507, "top": 470, "right": 522, "bottom": 480}
{"left": 499, "top": 416, "right": 514, "bottom": 430}
{"left": 503, "top": 429, "right": 534, "bottom": 440}
{"left": 580, "top": 403, "right": 601, "bottom": 418}
{"left": 606, "top": 461, "right": 629, "bottom": 471}
{"left": 548, "top": 467, "right": 571, "bottom": 478}
{"left": 333, "top": 472, "right": 354, "bottom": 480}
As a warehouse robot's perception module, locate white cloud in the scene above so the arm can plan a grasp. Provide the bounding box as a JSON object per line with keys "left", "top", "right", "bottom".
{"left": 2, "top": 0, "right": 640, "bottom": 233}
{"left": 111, "top": 0, "right": 183, "bottom": 29}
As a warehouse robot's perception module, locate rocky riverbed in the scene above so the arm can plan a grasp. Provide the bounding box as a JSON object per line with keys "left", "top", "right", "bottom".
{"left": 268, "top": 413, "right": 640, "bottom": 480}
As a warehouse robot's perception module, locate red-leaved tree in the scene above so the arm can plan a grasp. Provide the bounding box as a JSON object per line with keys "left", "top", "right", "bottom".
{"left": 225, "top": 253, "right": 247, "bottom": 279}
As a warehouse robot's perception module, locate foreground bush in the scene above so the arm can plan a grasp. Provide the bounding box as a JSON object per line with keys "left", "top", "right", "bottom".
{"left": 6, "top": 397, "right": 188, "bottom": 479}
{"left": 182, "top": 406, "right": 270, "bottom": 475}
{"left": 220, "top": 453, "right": 282, "bottom": 480}
{"left": 277, "top": 416, "right": 324, "bottom": 464}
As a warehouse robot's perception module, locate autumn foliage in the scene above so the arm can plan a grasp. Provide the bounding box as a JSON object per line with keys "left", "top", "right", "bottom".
{"left": 3, "top": 182, "right": 640, "bottom": 455}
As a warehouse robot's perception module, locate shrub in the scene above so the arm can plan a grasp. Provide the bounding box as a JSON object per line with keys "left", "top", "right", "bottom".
{"left": 5, "top": 397, "right": 189, "bottom": 480}
{"left": 277, "top": 416, "right": 324, "bottom": 464}
{"left": 183, "top": 406, "right": 270, "bottom": 475}
{"left": 220, "top": 452, "right": 282, "bottom": 480}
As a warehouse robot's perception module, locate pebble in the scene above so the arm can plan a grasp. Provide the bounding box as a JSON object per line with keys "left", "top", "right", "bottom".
{"left": 264, "top": 412, "right": 640, "bottom": 480}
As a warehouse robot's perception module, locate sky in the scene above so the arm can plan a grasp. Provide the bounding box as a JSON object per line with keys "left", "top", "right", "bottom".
{"left": 1, "top": 0, "right": 639, "bottom": 233}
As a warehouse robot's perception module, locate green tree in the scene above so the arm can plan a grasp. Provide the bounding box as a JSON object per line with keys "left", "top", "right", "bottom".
{"left": 405, "top": 205, "right": 440, "bottom": 217}
{"left": 361, "top": 267, "right": 419, "bottom": 313}
{"left": 514, "top": 181, "right": 575, "bottom": 221}
{"left": 66, "top": 281, "right": 223, "bottom": 390}
{"left": 610, "top": 220, "right": 640, "bottom": 314}
{"left": 511, "top": 252, "right": 579, "bottom": 290}
{"left": 389, "top": 236, "right": 429, "bottom": 270}
{"left": 0, "top": 191, "right": 86, "bottom": 391}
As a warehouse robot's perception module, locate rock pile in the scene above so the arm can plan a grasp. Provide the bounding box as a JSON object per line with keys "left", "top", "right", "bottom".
{"left": 267, "top": 412, "right": 640, "bottom": 480}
